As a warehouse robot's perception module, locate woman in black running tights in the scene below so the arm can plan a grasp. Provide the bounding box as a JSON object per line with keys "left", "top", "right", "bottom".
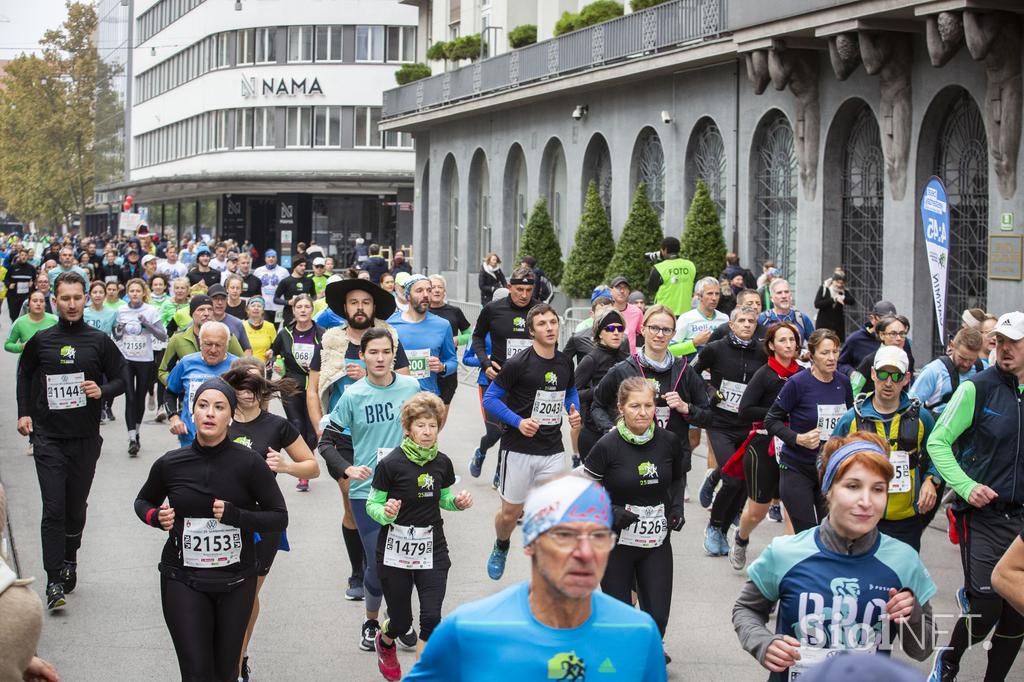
{"left": 135, "top": 378, "right": 288, "bottom": 682}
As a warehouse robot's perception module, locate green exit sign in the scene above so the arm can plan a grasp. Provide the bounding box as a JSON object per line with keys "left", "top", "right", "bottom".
{"left": 1000, "top": 212, "right": 1014, "bottom": 231}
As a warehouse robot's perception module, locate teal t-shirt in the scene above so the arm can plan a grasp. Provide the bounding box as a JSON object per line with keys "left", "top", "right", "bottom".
{"left": 328, "top": 373, "right": 421, "bottom": 499}
{"left": 84, "top": 306, "right": 118, "bottom": 335}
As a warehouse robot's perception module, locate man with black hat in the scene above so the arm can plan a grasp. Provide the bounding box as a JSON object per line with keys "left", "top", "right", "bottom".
{"left": 207, "top": 283, "right": 252, "bottom": 354}
{"left": 273, "top": 257, "right": 311, "bottom": 327}
{"left": 186, "top": 244, "right": 220, "bottom": 289}
{"left": 118, "top": 248, "right": 144, "bottom": 286}
{"left": 306, "top": 277, "right": 411, "bottom": 603}
{"left": 157, "top": 294, "right": 245, "bottom": 386}
{"left": 839, "top": 300, "right": 897, "bottom": 375}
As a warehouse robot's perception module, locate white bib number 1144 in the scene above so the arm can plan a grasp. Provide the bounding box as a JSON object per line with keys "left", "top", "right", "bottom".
{"left": 46, "top": 372, "right": 86, "bottom": 410}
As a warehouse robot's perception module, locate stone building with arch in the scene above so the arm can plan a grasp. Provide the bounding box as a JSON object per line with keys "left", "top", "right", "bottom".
{"left": 383, "top": 0, "right": 1024, "bottom": 354}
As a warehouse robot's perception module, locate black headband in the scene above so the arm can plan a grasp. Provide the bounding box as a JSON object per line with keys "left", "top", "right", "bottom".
{"left": 191, "top": 377, "right": 238, "bottom": 413}
{"left": 509, "top": 277, "right": 534, "bottom": 286}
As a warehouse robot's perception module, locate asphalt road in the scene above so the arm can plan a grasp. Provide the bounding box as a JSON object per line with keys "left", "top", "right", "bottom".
{"left": 1, "top": 349, "right": 1020, "bottom": 681}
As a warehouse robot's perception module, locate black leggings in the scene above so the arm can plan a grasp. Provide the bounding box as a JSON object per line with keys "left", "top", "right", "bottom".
{"left": 161, "top": 575, "right": 257, "bottom": 682}
{"left": 477, "top": 385, "right": 503, "bottom": 455}
{"left": 742, "top": 435, "right": 779, "bottom": 504}
{"left": 779, "top": 457, "right": 826, "bottom": 533}
{"left": 281, "top": 390, "right": 316, "bottom": 449}
{"left": 379, "top": 564, "right": 449, "bottom": 641}
{"left": 124, "top": 360, "right": 155, "bottom": 431}
{"left": 709, "top": 473, "right": 747, "bottom": 531}
{"left": 601, "top": 539, "right": 673, "bottom": 637}
{"left": 150, "top": 349, "right": 166, "bottom": 406}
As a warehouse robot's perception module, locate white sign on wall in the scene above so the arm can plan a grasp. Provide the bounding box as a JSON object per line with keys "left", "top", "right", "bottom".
{"left": 241, "top": 74, "right": 325, "bottom": 98}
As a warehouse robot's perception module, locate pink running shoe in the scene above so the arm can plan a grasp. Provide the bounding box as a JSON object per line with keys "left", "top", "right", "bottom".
{"left": 375, "top": 630, "right": 401, "bottom": 681}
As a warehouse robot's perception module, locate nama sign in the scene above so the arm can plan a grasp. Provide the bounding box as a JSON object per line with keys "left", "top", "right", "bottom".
{"left": 241, "top": 74, "right": 325, "bottom": 98}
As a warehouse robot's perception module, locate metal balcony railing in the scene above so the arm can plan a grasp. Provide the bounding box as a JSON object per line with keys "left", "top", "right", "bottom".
{"left": 382, "top": 0, "right": 728, "bottom": 119}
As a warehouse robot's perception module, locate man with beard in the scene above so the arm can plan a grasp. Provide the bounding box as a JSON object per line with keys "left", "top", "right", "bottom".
{"left": 234, "top": 252, "right": 263, "bottom": 301}
{"left": 306, "top": 279, "right": 411, "bottom": 604}
{"left": 386, "top": 274, "right": 457, "bottom": 398}
{"left": 186, "top": 244, "right": 220, "bottom": 290}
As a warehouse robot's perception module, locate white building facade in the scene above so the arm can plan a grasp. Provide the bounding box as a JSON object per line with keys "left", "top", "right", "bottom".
{"left": 97, "top": 0, "right": 419, "bottom": 265}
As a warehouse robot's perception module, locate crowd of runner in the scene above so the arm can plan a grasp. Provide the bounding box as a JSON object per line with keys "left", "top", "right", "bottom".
{"left": 3, "top": 229, "right": 1024, "bottom": 682}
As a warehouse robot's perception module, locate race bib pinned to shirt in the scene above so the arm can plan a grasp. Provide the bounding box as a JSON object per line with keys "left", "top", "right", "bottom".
{"left": 46, "top": 372, "right": 85, "bottom": 410}
{"left": 816, "top": 404, "right": 846, "bottom": 440}
{"left": 655, "top": 406, "right": 671, "bottom": 429}
{"left": 292, "top": 342, "right": 315, "bottom": 368}
{"left": 406, "top": 348, "right": 431, "bottom": 380}
{"left": 506, "top": 338, "right": 531, "bottom": 358}
{"left": 718, "top": 379, "right": 747, "bottom": 414}
{"left": 617, "top": 504, "right": 667, "bottom": 548}
{"left": 531, "top": 390, "right": 565, "bottom": 426}
{"left": 182, "top": 517, "right": 242, "bottom": 568}
{"left": 15, "top": 281, "right": 29, "bottom": 294}
{"left": 384, "top": 524, "right": 433, "bottom": 569}
{"left": 889, "top": 450, "right": 911, "bottom": 493}
{"left": 119, "top": 334, "right": 151, "bottom": 361}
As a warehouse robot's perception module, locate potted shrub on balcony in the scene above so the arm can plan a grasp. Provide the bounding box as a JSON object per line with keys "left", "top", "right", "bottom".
{"left": 426, "top": 41, "right": 449, "bottom": 62}
{"left": 447, "top": 34, "right": 482, "bottom": 62}
{"left": 394, "top": 63, "right": 432, "bottom": 85}
{"left": 630, "top": 0, "right": 672, "bottom": 10}
{"left": 508, "top": 24, "right": 537, "bottom": 49}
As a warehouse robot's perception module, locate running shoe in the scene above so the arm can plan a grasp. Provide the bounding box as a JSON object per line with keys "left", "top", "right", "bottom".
{"left": 359, "top": 618, "right": 380, "bottom": 652}
{"left": 927, "top": 651, "right": 958, "bottom": 682}
{"left": 105, "top": 406, "right": 116, "bottom": 422}
{"left": 155, "top": 407, "right": 167, "bottom": 423}
{"left": 46, "top": 582, "right": 66, "bottom": 611}
{"left": 296, "top": 479, "right": 310, "bottom": 492}
{"left": 469, "top": 448, "right": 485, "bottom": 478}
{"left": 492, "top": 468, "right": 500, "bottom": 490}
{"left": 698, "top": 469, "right": 719, "bottom": 509}
{"left": 663, "top": 651, "right": 672, "bottom": 664}
{"left": 239, "top": 656, "right": 250, "bottom": 682}
{"left": 59, "top": 561, "right": 77, "bottom": 593}
{"left": 683, "top": 483, "right": 691, "bottom": 502}
{"left": 767, "top": 503, "right": 783, "bottom": 523}
{"left": 703, "top": 525, "right": 723, "bottom": 557}
{"left": 955, "top": 587, "right": 969, "bottom": 616}
{"left": 345, "top": 576, "right": 365, "bottom": 602}
{"left": 375, "top": 631, "right": 402, "bottom": 681}
{"left": 717, "top": 526, "right": 730, "bottom": 555}
{"left": 128, "top": 436, "right": 140, "bottom": 458}
{"left": 487, "top": 542, "right": 509, "bottom": 580}
{"left": 729, "top": 535, "right": 747, "bottom": 571}
{"left": 397, "top": 627, "right": 418, "bottom": 649}
{"left": 147, "top": 392, "right": 157, "bottom": 412}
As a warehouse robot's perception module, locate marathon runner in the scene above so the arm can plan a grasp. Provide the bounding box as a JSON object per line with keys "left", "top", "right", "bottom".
{"left": 709, "top": 289, "right": 765, "bottom": 343}
{"left": 186, "top": 244, "right": 220, "bottom": 290}
{"left": 693, "top": 306, "right": 767, "bottom": 556}
{"left": 113, "top": 278, "right": 167, "bottom": 457}
{"left": 317, "top": 327, "right": 421, "bottom": 651}
{"left": 368, "top": 392, "right": 472, "bottom": 680}
{"left": 928, "top": 311, "right": 1024, "bottom": 682}
{"left": 733, "top": 433, "right": 936, "bottom": 681}
{"left": 833, "top": 346, "right": 937, "bottom": 552}
{"left": 4, "top": 245, "right": 37, "bottom": 324}
{"left": 253, "top": 249, "right": 286, "bottom": 325}
{"left": 574, "top": 309, "right": 627, "bottom": 465}
{"left": 584, "top": 377, "right": 685, "bottom": 660}
{"left": 134, "top": 378, "right": 288, "bottom": 682}
{"left": 5, "top": 290, "right": 57, "bottom": 353}
{"left": 765, "top": 328, "right": 853, "bottom": 533}
{"left": 465, "top": 289, "right": 508, "bottom": 487}
{"left": 243, "top": 297, "right": 276, "bottom": 368}
{"left": 850, "top": 315, "right": 915, "bottom": 395}
{"left": 21, "top": 273, "right": 53, "bottom": 317}
{"left": 207, "top": 284, "right": 252, "bottom": 354}
{"left": 234, "top": 252, "right": 262, "bottom": 302}
{"left": 161, "top": 277, "right": 191, "bottom": 337}
{"left": 269, "top": 294, "right": 323, "bottom": 491}
{"left": 273, "top": 257, "right": 311, "bottom": 327}
{"left": 16, "top": 271, "right": 126, "bottom": 610}
{"left": 222, "top": 361, "right": 320, "bottom": 682}
{"left": 158, "top": 295, "right": 244, "bottom": 386}
{"left": 469, "top": 267, "right": 538, "bottom": 481}
{"left": 405, "top": 475, "right": 667, "bottom": 681}
{"left": 307, "top": 278, "right": 409, "bottom": 603}
{"left": 838, "top": 300, "right": 897, "bottom": 375}
{"left": 426, "top": 274, "right": 471, "bottom": 408}
{"left": 223, "top": 275, "right": 247, "bottom": 320}
{"left": 386, "top": 275, "right": 458, "bottom": 398}
{"left": 909, "top": 327, "right": 985, "bottom": 416}
{"left": 165, "top": 321, "right": 238, "bottom": 447}
{"left": 481, "top": 303, "right": 581, "bottom": 580}
{"left": 147, "top": 275, "right": 171, "bottom": 421}
{"left": 757, "top": 279, "right": 814, "bottom": 343}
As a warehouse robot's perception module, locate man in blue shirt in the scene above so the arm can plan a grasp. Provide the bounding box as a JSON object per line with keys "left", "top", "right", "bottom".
{"left": 757, "top": 279, "right": 814, "bottom": 343}
{"left": 386, "top": 274, "right": 457, "bottom": 397}
{"left": 908, "top": 326, "right": 985, "bottom": 415}
{"left": 406, "top": 475, "right": 667, "bottom": 682}
{"left": 165, "top": 321, "right": 237, "bottom": 446}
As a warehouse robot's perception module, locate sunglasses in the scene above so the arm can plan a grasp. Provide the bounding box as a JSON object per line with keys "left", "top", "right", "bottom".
{"left": 603, "top": 324, "right": 625, "bottom": 333}
{"left": 875, "top": 369, "right": 905, "bottom": 383}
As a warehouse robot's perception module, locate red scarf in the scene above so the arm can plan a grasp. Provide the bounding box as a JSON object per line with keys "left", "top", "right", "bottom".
{"left": 768, "top": 356, "right": 800, "bottom": 378}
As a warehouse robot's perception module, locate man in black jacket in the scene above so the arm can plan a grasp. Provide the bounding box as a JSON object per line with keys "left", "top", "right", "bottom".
{"left": 4, "top": 246, "right": 37, "bottom": 323}
{"left": 16, "top": 272, "right": 126, "bottom": 611}
{"left": 273, "top": 257, "right": 311, "bottom": 326}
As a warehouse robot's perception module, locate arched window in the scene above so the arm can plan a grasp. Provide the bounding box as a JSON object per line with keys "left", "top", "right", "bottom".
{"left": 582, "top": 134, "right": 612, "bottom": 220}
{"left": 540, "top": 139, "right": 568, "bottom": 248}
{"left": 686, "top": 118, "right": 726, "bottom": 221}
{"left": 840, "top": 104, "right": 884, "bottom": 333}
{"left": 504, "top": 144, "right": 528, "bottom": 257}
{"left": 753, "top": 112, "right": 798, "bottom": 282}
{"left": 469, "top": 149, "right": 490, "bottom": 267}
{"left": 934, "top": 91, "right": 988, "bottom": 353}
{"left": 632, "top": 127, "right": 665, "bottom": 221}
{"left": 440, "top": 154, "right": 459, "bottom": 271}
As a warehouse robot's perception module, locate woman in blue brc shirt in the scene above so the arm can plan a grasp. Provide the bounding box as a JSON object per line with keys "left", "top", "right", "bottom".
{"left": 765, "top": 328, "right": 853, "bottom": 533}
{"left": 732, "top": 432, "right": 937, "bottom": 681}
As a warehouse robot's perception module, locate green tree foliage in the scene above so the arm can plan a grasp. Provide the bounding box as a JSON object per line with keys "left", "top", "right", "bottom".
{"left": 562, "top": 181, "right": 615, "bottom": 299}
{"left": 0, "top": 2, "right": 99, "bottom": 232}
{"left": 606, "top": 183, "right": 663, "bottom": 296}
{"left": 554, "top": 1, "right": 625, "bottom": 36}
{"left": 680, "top": 180, "right": 728, "bottom": 281}
{"left": 516, "top": 197, "right": 564, "bottom": 286}
{"left": 630, "top": 0, "right": 672, "bottom": 10}
{"left": 447, "top": 34, "right": 482, "bottom": 61}
{"left": 426, "top": 41, "right": 448, "bottom": 61}
{"left": 508, "top": 24, "right": 538, "bottom": 48}
{"left": 554, "top": 12, "right": 579, "bottom": 36}
{"left": 394, "top": 63, "right": 432, "bottom": 85}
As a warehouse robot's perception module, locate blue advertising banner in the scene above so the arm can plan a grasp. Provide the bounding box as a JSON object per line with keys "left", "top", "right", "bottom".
{"left": 920, "top": 177, "right": 950, "bottom": 346}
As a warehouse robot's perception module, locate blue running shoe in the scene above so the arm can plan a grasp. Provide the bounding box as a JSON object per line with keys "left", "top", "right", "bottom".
{"left": 717, "top": 527, "right": 730, "bottom": 556}
{"left": 698, "top": 469, "right": 719, "bottom": 509}
{"left": 768, "top": 503, "right": 783, "bottom": 523}
{"left": 469, "top": 448, "right": 485, "bottom": 478}
{"left": 492, "top": 467, "right": 500, "bottom": 490}
{"left": 955, "top": 587, "right": 969, "bottom": 616}
{"left": 487, "top": 542, "right": 508, "bottom": 580}
{"left": 927, "top": 651, "right": 958, "bottom": 682}
{"left": 703, "top": 525, "right": 721, "bottom": 557}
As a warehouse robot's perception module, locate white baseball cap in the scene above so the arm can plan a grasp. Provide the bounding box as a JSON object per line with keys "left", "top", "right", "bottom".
{"left": 989, "top": 311, "right": 1024, "bottom": 341}
{"left": 313, "top": 256, "right": 326, "bottom": 266}
{"left": 873, "top": 345, "right": 909, "bottom": 373}
{"left": 141, "top": 254, "right": 156, "bottom": 265}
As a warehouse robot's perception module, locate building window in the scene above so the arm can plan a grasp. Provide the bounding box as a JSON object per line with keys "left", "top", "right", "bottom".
{"left": 235, "top": 108, "right": 254, "bottom": 148}
{"left": 386, "top": 26, "right": 416, "bottom": 63}
{"left": 314, "top": 106, "right": 341, "bottom": 147}
{"left": 385, "top": 131, "right": 414, "bottom": 149}
{"left": 753, "top": 112, "right": 798, "bottom": 286}
{"left": 354, "top": 106, "right": 382, "bottom": 148}
{"left": 687, "top": 118, "right": 726, "bottom": 221}
{"left": 633, "top": 128, "right": 665, "bottom": 222}
{"left": 287, "top": 107, "right": 312, "bottom": 147}
{"left": 315, "top": 25, "right": 343, "bottom": 62}
{"left": 254, "top": 108, "right": 275, "bottom": 148}
{"left": 582, "top": 134, "right": 612, "bottom": 219}
{"left": 212, "top": 32, "right": 230, "bottom": 69}
{"left": 840, "top": 104, "right": 884, "bottom": 336}
{"left": 356, "top": 26, "right": 385, "bottom": 62}
{"left": 288, "top": 26, "right": 314, "bottom": 62}
{"left": 236, "top": 28, "right": 254, "bottom": 65}
{"left": 255, "top": 27, "right": 276, "bottom": 63}
{"left": 212, "top": 109, "right": 229, "bottom": 150}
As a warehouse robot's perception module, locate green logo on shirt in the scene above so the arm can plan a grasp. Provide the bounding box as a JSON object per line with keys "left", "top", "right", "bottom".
{"left": 59, "top": 345, "right": 76, "bottom": 364}
{"left": 637, "top": 461, "right": 659, "bottom": 481}
{"left": 233, "top": 436, "right": 253, "bottom": 449}
{"left": 513, "top": 316, "right": 526, "bottom": 332}
{"left": 547, "top": 652, "right": 585, "bottom": 680}
{"left": 417, "top": 473, "right": 434, "bottom": 490}
{"left": 544, "top": 371, "right": 558, "bottom": 388}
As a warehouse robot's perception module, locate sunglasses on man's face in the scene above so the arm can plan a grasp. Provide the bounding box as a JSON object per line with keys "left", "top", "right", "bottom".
{"left": 875, "top": 369, "right": 905, "bottom": 383}
{"left": 603, "top": 324, "right": 625, "bottom": 333}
